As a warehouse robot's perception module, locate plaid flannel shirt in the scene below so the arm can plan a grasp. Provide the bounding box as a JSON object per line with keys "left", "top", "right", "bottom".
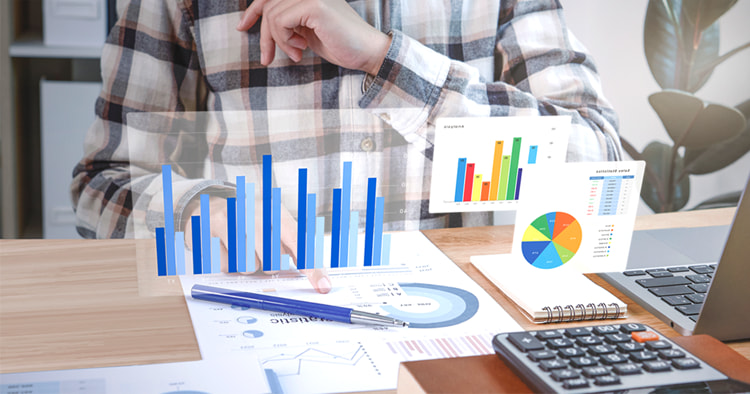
{"left": 71, "top": 0, "right": 621, "bottom": 239}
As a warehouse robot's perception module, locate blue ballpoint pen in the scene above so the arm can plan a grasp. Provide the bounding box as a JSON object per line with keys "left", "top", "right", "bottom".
{"left": 191, "top": 284, "right": 409, "bottom": 327}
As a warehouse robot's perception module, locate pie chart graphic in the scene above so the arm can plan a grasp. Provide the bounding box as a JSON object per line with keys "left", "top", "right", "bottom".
{"left": 521, "top": 211, "right": 582, "bottom": 269}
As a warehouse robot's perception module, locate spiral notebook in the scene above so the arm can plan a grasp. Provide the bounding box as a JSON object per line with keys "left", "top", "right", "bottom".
{"left": 471, "top": 254, "right": 627, "bottom": 324}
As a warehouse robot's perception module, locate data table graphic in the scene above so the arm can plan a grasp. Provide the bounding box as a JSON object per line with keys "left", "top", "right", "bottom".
{"left": 521, "top": 212, "right": 582, "bottom": 269}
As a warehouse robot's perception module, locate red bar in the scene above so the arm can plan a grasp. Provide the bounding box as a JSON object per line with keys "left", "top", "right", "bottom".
{"left": 480, "top": 181, "right": 491, "bottom": 201}
{"left": 463, "top": 163, "right": 475, "bottom": 202}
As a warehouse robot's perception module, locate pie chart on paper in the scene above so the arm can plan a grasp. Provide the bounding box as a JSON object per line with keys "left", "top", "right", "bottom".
{"left": 521, "top": 212, "right": 582, "bottom": 269}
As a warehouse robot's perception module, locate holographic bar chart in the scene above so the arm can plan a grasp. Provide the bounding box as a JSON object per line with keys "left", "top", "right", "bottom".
{"left": 155, "top": 156, "right": 391, "bottom": 276}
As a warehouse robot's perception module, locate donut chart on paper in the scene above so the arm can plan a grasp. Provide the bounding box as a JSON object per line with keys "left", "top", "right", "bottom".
{"left": 521, "top": 212, "right": 582, "bottom": 269}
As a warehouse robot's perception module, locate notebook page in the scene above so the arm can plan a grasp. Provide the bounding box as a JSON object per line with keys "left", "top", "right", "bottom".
{"left": 472, "top": 253, "right": 627, "bottom": 323}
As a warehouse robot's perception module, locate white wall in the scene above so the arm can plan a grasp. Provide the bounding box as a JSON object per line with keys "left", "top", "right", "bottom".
{"left": 562, "top": 0, "right": 750, "bottom": 213}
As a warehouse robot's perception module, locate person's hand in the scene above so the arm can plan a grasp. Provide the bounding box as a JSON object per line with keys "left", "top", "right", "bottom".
{"left": 184, "top": 196, "right": 331, "bottom": 294}
{"left": 236, "top": 0, "right": 392, "bottom": 75}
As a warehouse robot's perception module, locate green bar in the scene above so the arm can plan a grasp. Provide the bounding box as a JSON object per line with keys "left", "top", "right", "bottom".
{"left": 497, "top": 155, "right": 511, "bottom": 200}
{"left": 506, "top": 137, "right": 522, "bottom": 200}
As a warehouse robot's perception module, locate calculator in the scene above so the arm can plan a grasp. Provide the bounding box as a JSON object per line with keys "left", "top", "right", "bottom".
{"left": 492, "top": 323, "right": 731, "bottom": 393}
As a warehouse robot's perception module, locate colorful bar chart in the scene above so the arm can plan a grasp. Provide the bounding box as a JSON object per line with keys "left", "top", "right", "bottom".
{"left": 429, "top": 117, "right": 571, "bottom": 213}
{"left": 155, "top": 157, "right": 392, "bottom": 276}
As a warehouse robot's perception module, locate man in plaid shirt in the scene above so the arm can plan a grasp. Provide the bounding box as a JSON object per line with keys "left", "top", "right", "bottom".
{"left": 71, "top": 0, "right": 621, "bottom": 292}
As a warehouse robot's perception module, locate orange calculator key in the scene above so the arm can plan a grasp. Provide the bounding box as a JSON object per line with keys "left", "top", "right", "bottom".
{"left": 632, "top": 331, "right": 659, "bottom": 343}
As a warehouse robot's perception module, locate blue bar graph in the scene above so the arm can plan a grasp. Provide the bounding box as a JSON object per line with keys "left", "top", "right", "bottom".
{"left": 263, "top": 155, "right": 272, "bottom": 271}
{"left": 348, "top": 211, "right": 359, "bottom": 268}
{"left": 161, "top": 165, "right": 176, "bottom": 276}
{"left": 454, "top": 158, "right": 467, "bottom": 202}
{"left": 246, "top": 182, "right": 254, "bottom": 273}
{"left": 175, "top": 232, "right": 186, "bottom": 275}
{"left": 340, "top": 162, "right": 352, "bottom": 267}
{"left": 237, "top": 177, "right": 246, "bottom": 273}
{"left": 382, "top": 233, "right": 392, "bottom": 266}
{"left": 211, "top": 237, "right": 220, "bottom": 274}
{"left": 306, "top": 194, "right": 316, "bottom": 271}
{"left": 297, "top": 169, "right": 307, "bottom": 269}
{"left": 331, "top": 188, "right": 342, "bottom": 268}
{"left": 528, "top": 146, "right": 538, "bottom": 164}
{"left": 191, "top": 216, "right": 202, "bottom": 274}
{"left": 200, "top": 194, "right": 211, "bottom": 274}
{"left": 155, "top": 156, "right": 394, "bottom": 276}
{"left": 315, "top": 217, "right": 325, "bottom": 269}
{"left": 373, "top": 197, "right": 384, "bottom": 266}
{"left": 364, "top": 178, "right": 377, "bottom": 267}
{"left": 227, "top": 197, "right": 237, "bottom": 273}
{"left": 272, "top": 187, "right": 281, "bottom": 271}
{"left": 156, "top": 227, "right": 167, "bottom": 276}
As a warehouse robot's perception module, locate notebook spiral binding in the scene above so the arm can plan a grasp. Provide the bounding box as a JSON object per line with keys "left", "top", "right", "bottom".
{"left": 542, "top": 302, "right": 621, "bottom": 324}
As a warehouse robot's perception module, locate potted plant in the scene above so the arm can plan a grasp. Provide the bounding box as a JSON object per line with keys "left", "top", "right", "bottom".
{"left": 620, "top": 0, "right": 750, "bottom": 212}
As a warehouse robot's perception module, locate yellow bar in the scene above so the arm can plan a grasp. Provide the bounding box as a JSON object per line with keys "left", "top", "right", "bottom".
{"left": 490, "top": 140, "right": 504, "bottom": 201}
{"left": 472, "top": 174, "right": 483, "bottom": 201}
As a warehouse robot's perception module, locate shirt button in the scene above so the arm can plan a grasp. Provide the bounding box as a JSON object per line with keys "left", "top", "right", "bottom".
{"left": 360, "top": 137, "right": 375, "bottom": 152}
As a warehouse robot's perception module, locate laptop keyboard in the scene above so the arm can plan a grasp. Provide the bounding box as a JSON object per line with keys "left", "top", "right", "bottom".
{"left": 622, "top": 264, "right": 716, "bottom": 322}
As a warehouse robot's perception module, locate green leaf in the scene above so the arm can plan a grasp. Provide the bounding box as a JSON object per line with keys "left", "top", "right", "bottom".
{"left": 644, "top": 0, "right": 721, "bottom": 92}
{"left": 684, "top": 98, "right": 750, "bottom": 174}
{"left": 641, "top": 141, "right": 690, "bottom": 212}
{"left": 650, "top": 90, "right": 745, "bottom": 149}
{"left": 682, "top": 0, "right": 737, "bottom": 32}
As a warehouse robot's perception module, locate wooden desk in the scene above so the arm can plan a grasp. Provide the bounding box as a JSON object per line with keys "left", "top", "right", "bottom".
{"left": 1, "top": 208, "right": 746, "bottom": 376}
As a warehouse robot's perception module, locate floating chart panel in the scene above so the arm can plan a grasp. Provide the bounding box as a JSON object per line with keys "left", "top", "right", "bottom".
{"left": 429, "top": 117, "right": 571, "bottom": 213}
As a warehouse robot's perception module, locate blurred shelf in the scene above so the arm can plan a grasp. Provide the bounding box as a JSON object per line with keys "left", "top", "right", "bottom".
{"left": 10, "top": 35, "right": 102, "bottom": 59}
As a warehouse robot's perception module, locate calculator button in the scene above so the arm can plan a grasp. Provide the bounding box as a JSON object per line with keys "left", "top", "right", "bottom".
{"left": 546, "top": 338, "right": 574, "bottom": 349}
{"left": 539, "top": 359, "right": 567, "bottom": 371}
{"left": 605, "top": 333, "right": 630, "bottom": 343}
{"left": 658, "top": 349, "right": 685, "bottom": 359}
{"left": 565, "top": 327, "right": 590, "bottom": 337}
{"left": 558, "top": 347, "right": 587, "bottom": 358}
{"left": 645, "top": 340, "right": 672, "bottom": 350}
{"left": 582, "top": 366, "right": 610, "bottom": 378}
{"left": 551, "top": 369, "right": 580, "bottom": 381}
{"left": 600, "top": 353, "right": 629, "bottom": 365}
{"left": 630, "top": 351, "right": 659, "bottom": 362}
{"left": 507, "top": 332, "right": 544, "bottom": 352}
{"left": 563, "top": 378, "right": 590, "bottom": 389}
{"left": 594, "top": 375, "right": 622, "bottom": 386}
{"left": 620, "top": 323, "right": 647, "bottom": 333}
{"left": 535, "top": 330, "right": 562, "bottom": 340}
{"left": 643, "top": 360, "right": 672, "bottom": 372}
{"left": 570, "top": 356, "right": 598, "bottom": 368}
{"left": 613, "top": 363, "right": 642, "bottom": 375}
{"left": 527, "top": 350, "right": 556, "bottom": 361}
{"left": 672, "top": 357, "right": 701, "bottom": 370}
{"left": 632, "top": 331, "right": 660, "bottom": 342}
{"left": 576, "top": 336, "right": 603, "bottom": 346}
{"left": 617, "top": 342, "right": 645, "bottom": 352}
{"left": 589, "top": 344, "right": 616, "bottom": 355}
{"left": 593, "top": 325, "right": 619, "bottom": 335}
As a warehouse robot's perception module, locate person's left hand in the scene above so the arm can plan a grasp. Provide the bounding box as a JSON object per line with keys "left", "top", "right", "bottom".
{"left": 236, "top": 0, "right": 391, "bottom": 75}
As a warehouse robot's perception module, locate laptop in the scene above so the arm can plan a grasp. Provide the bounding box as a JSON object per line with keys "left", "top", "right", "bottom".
{"left": 600, "top": 175, "right": 750, "bottom": 341}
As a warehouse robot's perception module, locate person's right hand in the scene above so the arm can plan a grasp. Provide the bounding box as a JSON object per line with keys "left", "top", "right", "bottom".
{"left": 183, "top": 196, "right": 331, "bottom": 294}
{"left": 236, "top": 0, "right": 391, "bottom": 76}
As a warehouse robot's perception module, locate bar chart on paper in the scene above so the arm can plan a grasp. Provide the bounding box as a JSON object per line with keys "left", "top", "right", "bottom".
{"left": 155, "top": 156, "right": 393, "bottom": 277}
{"left": 428, "top": 117, "right": 570, "bottom": 213}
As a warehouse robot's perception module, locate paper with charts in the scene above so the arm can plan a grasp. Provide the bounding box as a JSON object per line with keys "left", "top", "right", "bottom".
{"left": 429, "top": 116, "right": 570, "bottom": 213}
{"left": 509, "top": 161, "right": 646, "bottom": 274}
{"left": 179, "top": 231, "right": 522, "bottom": 394}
